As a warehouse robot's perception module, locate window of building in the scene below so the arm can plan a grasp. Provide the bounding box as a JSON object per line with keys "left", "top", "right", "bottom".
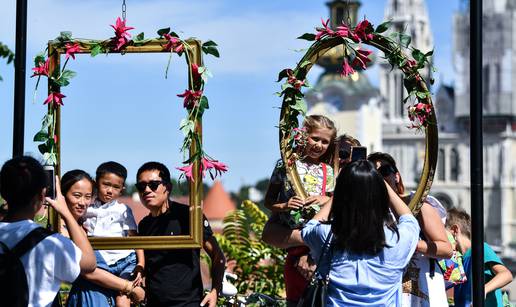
{"left": 438, "top": 148, "right": 446, "bottom": 181}
{"left": 450, "top": 148, "right": 459, "bottom": 181}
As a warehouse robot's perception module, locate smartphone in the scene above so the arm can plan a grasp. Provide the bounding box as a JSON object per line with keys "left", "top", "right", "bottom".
{"left": 44, "top": 165, "right": 55, "bottom": 199}
{"left": 350, "top": 146, "right": 367, "bottom": 162}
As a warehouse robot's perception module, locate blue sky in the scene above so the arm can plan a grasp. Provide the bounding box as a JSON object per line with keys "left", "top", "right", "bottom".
{"left": 0, "top": 0, "right": 459, "bottom": 191}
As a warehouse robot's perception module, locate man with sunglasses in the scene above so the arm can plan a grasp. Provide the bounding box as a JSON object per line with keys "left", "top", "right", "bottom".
{"left": 367, "top": 152, "right": 452, "bottom": 307}
{"left": 135, "top": 162, "right": 225, "bottom": 307}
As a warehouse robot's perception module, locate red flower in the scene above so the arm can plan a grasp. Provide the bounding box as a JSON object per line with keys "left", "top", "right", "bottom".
{"left": 65, "top": 42, "right": 81, "bottom": 60}
{"left": 163, "top": 34, "right": 184, "bottom": 54}
{"left": 341, "top": 59, "right": 356, "bottom": 77}
{"left": 286, "top": 70, "right": 305, "bottom": 89}
{"left": 315, "top": 19, "right": 335, "bottom": 40}
{"left": 335, "top": 24, "right": 350, "bottom": 37}
{"left": 177, "top": 89, "right": 203, "bottom": 108}
{"left": 201, "top": 157, "right": 215, "bottom": 178}
{"left": 44, "top": 92, "right": 66, "bottom": 108}
{"left": 31, "top": 59, "right": 49, "bottom": 77}
{"left": 354, "top": 19, "right": 374, "bottom": 42}
{"left": 53, "top": 134, "right": 58, "bottom": 144}
{"left": 351, "top": 49, "right": 372, "bottom": 70}
{"left": 191, "top": 63, "right": 201, "bottom": 80}
{"left": 110, "top": 17, "right": 134, "bottom": 51}
{"left": 177, "top": 163, "right": 195, "bottom": 182}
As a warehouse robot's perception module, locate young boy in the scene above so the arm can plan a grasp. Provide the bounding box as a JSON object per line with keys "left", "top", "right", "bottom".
{"left": 83, "top": 161, "right": 144, "bottom": 306}
{"left": 0, "top": 156, "right": 96, "bottom": 306}
{"left": 446, "top": 208, "right": 513, "bottom": 306}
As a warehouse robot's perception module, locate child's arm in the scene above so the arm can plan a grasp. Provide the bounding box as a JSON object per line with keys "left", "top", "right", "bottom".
{"left": 264, "top": 182, "right": 304, "bottom": 212}
{"left": 128, "top": 229, "right": 145, "bottom": 286}
{"left": 485, "top": 263, "right": 513, "bottom": 295}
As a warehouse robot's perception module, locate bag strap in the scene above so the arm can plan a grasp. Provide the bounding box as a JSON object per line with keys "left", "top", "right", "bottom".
{"left": 314, "top": 231, "right": 333, "bottom": 278}
{"left": 321, "top": 163, "right": 327, "bottom": 196}
{"left": 11, "top": 227, "right": 53, "bottom": 258}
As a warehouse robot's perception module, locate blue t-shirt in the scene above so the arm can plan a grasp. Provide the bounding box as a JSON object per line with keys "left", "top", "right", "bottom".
{"left": 301, "top": 214, "right": 420, "bottom": 306}
{"left": 454, "top": 243, "right": 504, "bottom": 307}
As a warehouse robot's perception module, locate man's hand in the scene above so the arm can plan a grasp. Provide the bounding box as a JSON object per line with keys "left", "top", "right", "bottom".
{"left": 131, "top": 264, "right": 144, "bottom": 286}
{"left": 295, "top": 254, "right": 316, "bottom": 281}
{"left": 200, "top": 289, "right": 218, "bottom": 307}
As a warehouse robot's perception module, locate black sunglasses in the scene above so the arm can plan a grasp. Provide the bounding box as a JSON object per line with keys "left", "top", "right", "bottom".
{"left": 377, "top": 164, "right": 397, "bottom": 177}
{"left": 135, "top": 180, "right": 164, "bottom": 193}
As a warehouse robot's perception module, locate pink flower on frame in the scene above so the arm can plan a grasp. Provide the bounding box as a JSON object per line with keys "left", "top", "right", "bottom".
{"left": 315, "top": 18, "right": 335, "bottom": 40}
{"left": 44, "top": 92, "right": 66, "bottom": 108}
{"left": 177, "top": 163, "right": 195, "bottom": 182}
{"left": 354, "top": 19, "right": 374, "bottom": 42}
{"left": 341, "top": 59, "right": 356, "bottom": 77}
{"left": 351, "top": 49, "right": 372, "bottom": 70}
{"left": 177, "top": 89, "right": 203, "bottom": 109}
{"left": 211, "top": 160, "right": 228, "bottom": 177}
{"left": 110, "top": 17, "right": 134, "bottom": 51}
{"left": 65, "top": 42, "right": 81, "bottom": 60}
{"left": 31, "top": 59, "right": 49, "bottom": 77}
{"left": 163, "top": 34, "right": 184, "bottom": 54}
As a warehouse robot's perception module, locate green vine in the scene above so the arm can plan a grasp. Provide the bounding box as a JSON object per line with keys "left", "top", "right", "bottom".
{"left": 31, "top": 18, "right": 227, "bottom": 181}
{"left": 0, "top": 42, "right": 14, "bottom": 81}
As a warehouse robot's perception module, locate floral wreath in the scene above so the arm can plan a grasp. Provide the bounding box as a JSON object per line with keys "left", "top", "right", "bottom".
{"left": 31, "top": 17, "right": 227, "bottom": 182}
{"left": 277, "top": 19, "right": 438, "bottom": 214}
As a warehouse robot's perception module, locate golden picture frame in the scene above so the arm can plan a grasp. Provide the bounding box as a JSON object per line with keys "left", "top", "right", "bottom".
{"left": 46, "top": 38, "right": 204, "bottom": 249}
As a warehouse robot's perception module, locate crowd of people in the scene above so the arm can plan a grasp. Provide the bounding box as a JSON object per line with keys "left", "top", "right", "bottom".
{"left": 0, "top": 114, "right": 513, "bottom": 307}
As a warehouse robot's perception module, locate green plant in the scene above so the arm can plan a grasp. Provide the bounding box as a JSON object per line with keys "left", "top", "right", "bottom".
{"left": 215, "top": 200, "right": 286, "bottom": 298}
{"left": 0, "top": 42, "right": 14, "bottom": 81}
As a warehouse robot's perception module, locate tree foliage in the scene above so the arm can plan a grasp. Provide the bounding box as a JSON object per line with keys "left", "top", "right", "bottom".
{"left": 215, "top": 200, "right": 286, "bottom": 297}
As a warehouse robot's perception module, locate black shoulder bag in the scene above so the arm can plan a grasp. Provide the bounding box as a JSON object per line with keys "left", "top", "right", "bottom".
{"left": 297, "top": 232, "right": 333, "bottom": 307}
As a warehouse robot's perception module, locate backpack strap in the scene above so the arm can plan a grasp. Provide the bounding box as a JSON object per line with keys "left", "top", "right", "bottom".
{"left": 11, "top": 227, "right": 54, "bottom": 258}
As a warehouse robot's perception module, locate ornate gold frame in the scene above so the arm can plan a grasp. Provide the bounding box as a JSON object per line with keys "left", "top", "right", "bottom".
{"left": 47, "top": 39, "right": 204, "bottom": 249}
{"left": 279, "top": 36, "right": 438, "bottom": 215}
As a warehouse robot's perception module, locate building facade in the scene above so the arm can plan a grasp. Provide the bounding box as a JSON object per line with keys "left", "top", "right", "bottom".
{"left": 308, "top": 0, "right": 516, "bottom": 263}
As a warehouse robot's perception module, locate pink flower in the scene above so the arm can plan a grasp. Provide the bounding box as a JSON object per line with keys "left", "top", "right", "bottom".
{"left": 201, "top": 157, "right": 215, "bottom": 177}
{"left": 44, "top": 92, "right": 66, "bottom": 108}
{"left": 287, "top": 70, "right": 305, "bottom": 89}
{"left": 351, "top": 49, "right": 372, "bottom": 70}
{"left": 315, "top": 18, "right": 335, "bottom": 40}
{"left": 335, "top": 24, "right": 350, "bottom": 37}
{"left": 406, "top": 59, "right": 417, "bottom": 68}
{"left": 210, "top": 160, "right": 228, "bottom": 177}
{"left": 341, "top": 59, "right": 356, "bottom": 77}
{"left": 177, "top": 163, "right": 195, "bottom": 182}
{"left": 65, "top": 42, "right": 81, "bottom": 60}
{"left": 292, "top": 127, "right": 306, "bottom": 141}
{"left": 177, "top": 89, "right": 203, "bottom": 108}
{"left": 110, "top": 17, "right": 134, "bottom": 50}
{"left": 31, "top": 59, "right": 49, "bottom": 77}
{"left": 354, "top": 19, "right": 374, "bottom": 42}
{"left": 53, "top": 134, "right": 58, "bottom": 144}
{"left": 163, "top": 34, "right": 184, "bottom": 54}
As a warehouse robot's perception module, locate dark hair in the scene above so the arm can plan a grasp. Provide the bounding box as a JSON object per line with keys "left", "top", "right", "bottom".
{"left": 367, "top": 152, "right": 405, "bottom": 195}
{"left": 96, "top": 161, "right": 127, "bottom": 183}
{"left": 0, "top": 156, "right": 47, "bottom": 213}
{"left": 61, "top": 170, "right": 95, "bottom": 196}
{"left": 336, "top": 134, "right": 362, "bottom": 161}
{"left": 136, "top": 162, "right": 172, "bottom": 191}
{"left": 446, "top": 207, "right": 471, "bottom": 238}
{"left": 330, "top": 160, "right": 398, "bottom": 255}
